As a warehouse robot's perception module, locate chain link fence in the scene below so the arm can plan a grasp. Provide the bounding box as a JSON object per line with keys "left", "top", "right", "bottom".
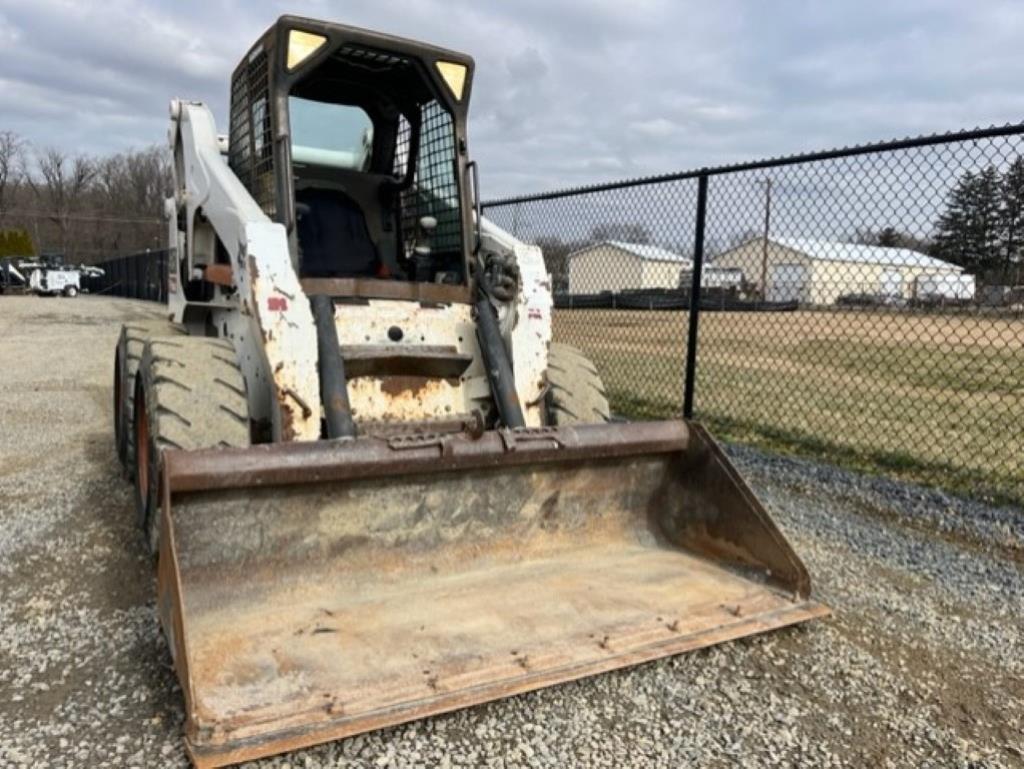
{"left": 87, "top": 249, "right": 170, "bottom": 302}
{"left": 484, "top": 125, "right": 1024, "bottom": 506}
{"left": 76, "top": 128, "right": 1024, "bottom": 504}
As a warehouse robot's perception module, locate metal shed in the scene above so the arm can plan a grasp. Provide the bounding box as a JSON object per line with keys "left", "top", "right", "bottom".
{"left": 711, "top": 236, "right": 964, "bottom": 305}
{"left": 567, "top": 241, "right": 693, "bottom": 294}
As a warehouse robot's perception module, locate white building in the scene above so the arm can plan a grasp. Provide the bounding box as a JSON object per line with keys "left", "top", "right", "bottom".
{"left": 711, "top": 236, "right": 965, "bottom": 304}
{"left": 567, "top": 241, "right": 693, "bottom": 294}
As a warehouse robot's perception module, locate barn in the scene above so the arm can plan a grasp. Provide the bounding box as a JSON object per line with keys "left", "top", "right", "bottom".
{"left": 567, "top": 241, "right": 693, "bottom": 294}
{"left": 711, "top": 236, "right": 964, "bottom": 304}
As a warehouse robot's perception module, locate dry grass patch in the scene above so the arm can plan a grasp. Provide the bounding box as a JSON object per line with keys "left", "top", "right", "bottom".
{"left": 554, "top": 308, "right": 1024, "bottom": 505}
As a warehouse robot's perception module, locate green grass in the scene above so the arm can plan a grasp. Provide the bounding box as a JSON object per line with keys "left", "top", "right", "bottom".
{"left": 793, "top": 338, "right": 1024, "bottom": 394}
{"left": 701, "top": 413, "right": 1022, "bottom": 508}
{"left": 557, "top": 309, "right": 1024, "bottom": 507}
{"left": 607, "top": 388, "right": 680, "bottom": 422}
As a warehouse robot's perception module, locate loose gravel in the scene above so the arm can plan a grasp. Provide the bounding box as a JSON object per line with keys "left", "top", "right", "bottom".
{"left": 1, "top": 296, "right": 1021, "bottom": 768}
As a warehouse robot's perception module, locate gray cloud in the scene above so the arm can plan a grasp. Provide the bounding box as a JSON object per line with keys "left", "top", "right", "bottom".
{"left": 1, "top": 0, "right": 1023, "bottom": 196}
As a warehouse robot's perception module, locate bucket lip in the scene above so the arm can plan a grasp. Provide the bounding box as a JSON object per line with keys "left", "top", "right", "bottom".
{"left": 163, "top": 420, "right": 692, "bottom": 494}
{"left": 182, "top": 598, "right": 829, "bottom": 768}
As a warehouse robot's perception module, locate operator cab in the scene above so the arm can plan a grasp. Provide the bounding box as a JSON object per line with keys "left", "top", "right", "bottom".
{"left": 227, "top": 18, "right": 476, "bottom": 296}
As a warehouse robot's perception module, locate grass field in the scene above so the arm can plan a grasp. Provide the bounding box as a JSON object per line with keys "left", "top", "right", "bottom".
{"left": 554, "top": 308, "right": 1024, "bottom": 505}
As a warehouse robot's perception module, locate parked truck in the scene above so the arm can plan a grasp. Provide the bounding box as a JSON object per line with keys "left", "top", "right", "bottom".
{"left": 0, "top": 261, "right": 27, "bottom": 294}
{"left": 19, "top": 259, "right": 104, "bottom": 297}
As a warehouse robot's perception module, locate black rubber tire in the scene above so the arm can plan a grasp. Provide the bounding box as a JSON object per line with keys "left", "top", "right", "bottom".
{"left": 133, "top": 336, "right": 250, "bottom": 554}
{"left": 63, "top": 285, "right": 78, "bottom": 298}
{"left": 545, "top": 343, "right": 611, "bottom": 425}
{"left": 114, "top": 320, "right": 185, "bottom": 473}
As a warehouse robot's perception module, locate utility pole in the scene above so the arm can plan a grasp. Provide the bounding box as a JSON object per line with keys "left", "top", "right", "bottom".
{"left": 759, "top": 178, "right": 772, "bottom": 300}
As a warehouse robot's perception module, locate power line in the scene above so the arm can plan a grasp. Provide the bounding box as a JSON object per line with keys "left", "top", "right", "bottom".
{"left": 18, "top": 245, "right": 162, "bottom": 256}
{"left": 3, "top": 209, "right": 162, "bottom": 224}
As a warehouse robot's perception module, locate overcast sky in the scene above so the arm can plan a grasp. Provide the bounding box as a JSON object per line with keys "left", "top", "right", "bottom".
{"left": 3, "top": 0, "right": 1024, "bottom": 198}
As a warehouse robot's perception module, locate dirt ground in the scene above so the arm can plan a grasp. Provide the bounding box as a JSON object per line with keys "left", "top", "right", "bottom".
{"left": 1, "top": 296, "right": 1022, "bottom": 768}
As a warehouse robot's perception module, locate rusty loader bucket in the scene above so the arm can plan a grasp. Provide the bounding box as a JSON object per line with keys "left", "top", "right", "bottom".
{"left": 156, "top": 420, "right": 827, "bottom": 767}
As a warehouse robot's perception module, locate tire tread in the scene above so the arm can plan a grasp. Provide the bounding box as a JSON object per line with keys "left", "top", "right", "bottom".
{"left": 545, "top": 343, "right": 611, "bottom": 426}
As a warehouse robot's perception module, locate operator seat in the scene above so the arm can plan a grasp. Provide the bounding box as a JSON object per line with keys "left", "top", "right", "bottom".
{"left": 296, "top": 188, "right": 380, "bottom": 278}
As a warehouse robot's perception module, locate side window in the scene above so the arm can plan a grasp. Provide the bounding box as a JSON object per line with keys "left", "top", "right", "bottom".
{"left": 395, "top": 101, "right": 463, "bottom": 258}
{"left": 252, "top": 97, "right": 269, "bottom": 156}
{"left": 228, "top": 48, "right": 276, "bottom": 217}
{"left": 289, "top": 97, "right": 374, "bottom": 171}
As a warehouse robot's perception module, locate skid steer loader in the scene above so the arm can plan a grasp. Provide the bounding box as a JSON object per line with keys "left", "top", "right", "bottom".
{"left": 112, "top": 16, "right": 827, "bottom": 767}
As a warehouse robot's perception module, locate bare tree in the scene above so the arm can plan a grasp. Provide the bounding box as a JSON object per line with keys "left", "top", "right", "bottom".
{"left": 29, "top": 147, "right": 96, "bottom": 258}
{"left": 93, "top": 147, "right": 170, "bottom": 255}
{"left": 3, "top": 140, "right": 167, "bottom": 260}
{"left": 590, "top": 222, "right": 652, "bottom": 244}
{"left": 0, "top": 131, "right": 26, "bottom": 228}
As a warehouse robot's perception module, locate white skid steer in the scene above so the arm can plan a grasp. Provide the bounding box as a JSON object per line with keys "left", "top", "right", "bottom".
{"left": 112, "top": 16, "right": 827, "bottom": 768}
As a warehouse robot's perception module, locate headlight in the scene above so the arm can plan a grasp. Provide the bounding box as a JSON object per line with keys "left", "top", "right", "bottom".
{"left": 287, "top": 30, "right": 327, "bottom": 70}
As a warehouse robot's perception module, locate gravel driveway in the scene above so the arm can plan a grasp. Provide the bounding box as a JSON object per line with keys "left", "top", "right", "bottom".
{"left": 1, "top": 295, "right": 1021, "bottom": 768}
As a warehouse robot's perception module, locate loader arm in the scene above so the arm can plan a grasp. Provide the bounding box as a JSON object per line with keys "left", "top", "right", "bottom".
{"left": 167, "top": 101, "right": 321, "bottom": 441}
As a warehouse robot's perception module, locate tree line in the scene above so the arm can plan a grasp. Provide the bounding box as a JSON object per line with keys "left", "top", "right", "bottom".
{"left": 3, "top": 122, "right": 1023, "bottom": 287}
{"left": 856, "top": 159, "right": 1024, "bottom": 284}
{"left": 0, "top": 130, "right": 169, "bottom": 263}
{"left": 931, "top": 159, "right": 1024, "bottom": 283}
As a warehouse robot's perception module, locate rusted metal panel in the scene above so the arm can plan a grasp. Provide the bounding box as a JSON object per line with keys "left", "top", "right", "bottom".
{"left": 200, "top": 264, "right": 233, "bottom": 286}
{"left": 332, "top": 299, "right": 485, "bottom": 424}
{"left": 338, "top": 345, "right": 474, "bottom": 378}
{"left": 300, "top": 277, "right": 473, "bottom": 304}
{"left": 243, "top": 238, "right": 322, "bottom": 442}
{"left": 158, "top": 420, "right": 826, "bottom": 767}
{"left": 184, "top": 599, "right": 826, "bottom": 769}
{"left": 163, "top": 420, "right": 690, "bottom": 492}
{"left": 356, "top": 411, "right": 485, "bottom": 439}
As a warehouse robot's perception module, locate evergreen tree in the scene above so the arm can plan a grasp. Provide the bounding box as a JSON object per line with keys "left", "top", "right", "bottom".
{"left": 999, "top": 157, "right": 1024, "bottom": 283}
{"left": 971, "top": 166, "right": 1004, "bottom": 273}
{"left": 934, "top": 171, "right": 973, "bottom": 267}
{"left": 934, "top": 167, "right": 1002, "bottom": 273}
{"left": 0, "top": 228, "right": 34, "bottom": 258}
{"left": 875, "top": 226, "right": 902, "bottom": 247}
{"left": 854, "top": 226, "right": 932, "bottom": 253}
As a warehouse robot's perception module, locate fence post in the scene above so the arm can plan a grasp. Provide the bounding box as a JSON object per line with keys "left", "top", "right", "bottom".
{"left": 682, "top": 172, "right": 708, "bottom": 419}
{"left": 159, "top": 251, "right": 167, "bottom": 302}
